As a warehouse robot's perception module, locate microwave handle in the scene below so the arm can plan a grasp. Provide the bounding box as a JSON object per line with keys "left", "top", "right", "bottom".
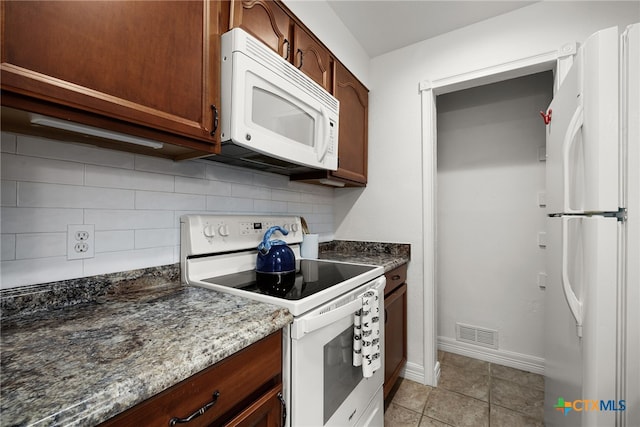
{"left": 318, "top": 106, "right": 331, "bottom": 162}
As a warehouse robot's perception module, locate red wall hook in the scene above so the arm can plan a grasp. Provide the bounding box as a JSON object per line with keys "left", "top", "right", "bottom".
{"left": 540, "top": 109, "right": 552, "bottom": 125}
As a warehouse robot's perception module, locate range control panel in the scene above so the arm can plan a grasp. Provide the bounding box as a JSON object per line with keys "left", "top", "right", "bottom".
{"left": 181, "top": 215, "right": 303, "bottom": 257}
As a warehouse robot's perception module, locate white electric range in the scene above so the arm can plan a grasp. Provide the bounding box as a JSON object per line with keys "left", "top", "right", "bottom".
{"left": 181, "top": 215, "right": 385, "bottom": 427}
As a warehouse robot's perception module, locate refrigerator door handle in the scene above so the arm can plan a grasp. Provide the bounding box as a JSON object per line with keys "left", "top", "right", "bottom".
{"left": 562, "top": 105, "right": 584, "bottom": 214}
{"left": 561, "top": 216, "right": 583, "bottom": 337}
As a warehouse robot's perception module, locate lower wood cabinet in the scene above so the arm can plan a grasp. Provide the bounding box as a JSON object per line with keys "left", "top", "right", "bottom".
{"left": 384, "top": 265, "right": 408, "bottom": 400}
{"left": 99, "top": 330, "right": 284, "bottom": 427}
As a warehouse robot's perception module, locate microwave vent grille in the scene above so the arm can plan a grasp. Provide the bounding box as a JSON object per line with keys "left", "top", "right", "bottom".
{"left": 246, "top": 37, "right": 338, "bottom": 112}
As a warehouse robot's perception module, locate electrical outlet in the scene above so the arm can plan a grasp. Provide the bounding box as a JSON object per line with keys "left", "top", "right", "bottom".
{"left": 76, "top": 231, "right": 90, "bottom": 241}
{"left": 68, "top": 225, "right": 94, "bottom": 260}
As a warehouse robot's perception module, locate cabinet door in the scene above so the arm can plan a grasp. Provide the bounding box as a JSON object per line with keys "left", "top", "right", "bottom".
{"left": 99, "top": 332, "right": 282, "bottom": 427}
{"left": 293, "top": 27, "right": 333, "bottom": 92}
{"left": 331, "top": 62, "right": 369, "bottom": 185}
{"left": 1, "top": 1, "right": 221, "bottom": 149}
{"left": 384, "top": 283, "right": 407, "bottom": 400}
{"left": 224, "top": 386, "right": 284, "bottom": 427}
{"left": 230, "top": 0, "right": 292, "bottom": 60}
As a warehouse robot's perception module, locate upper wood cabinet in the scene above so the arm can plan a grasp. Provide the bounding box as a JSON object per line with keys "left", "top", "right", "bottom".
{"left": 292, "top": 62, "right": 368, "bottom": 187}
{"left": 1, "top": 1, "right": 228, "bottom": 160}
{"left": 293, "top": 27, "right": 333, "bottom": 93}
{"left": 330, "top": 62, "right": 368, "bottom": 185}
{"left": 230, "top": 0, "right": 292, "bottom": 60}
{"left": 230, "top": 0, "right": 333, "bottom": 93}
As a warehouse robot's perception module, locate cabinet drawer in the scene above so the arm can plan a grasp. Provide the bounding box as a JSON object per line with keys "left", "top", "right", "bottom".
{"left": 224, "top": 385, "right": 283, "bottom": 427}
{"left": 100, "top": 331, "right": 282, "bottom": 427}
{"left": 384, "top": 264, "right": 407, "bottom": 295}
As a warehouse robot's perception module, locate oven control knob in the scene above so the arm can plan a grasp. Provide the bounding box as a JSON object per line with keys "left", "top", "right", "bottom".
{"left": 291, "top": 223, "right": 299, "bottom": 232}
{"left": 218, "top": 224, "right": 230, "bottom": 236}
{"left": 283, "top": 223, "right": 291, "bottom": 232}
{"left": 203, "top": 224, "right": 215, "bottom": 238}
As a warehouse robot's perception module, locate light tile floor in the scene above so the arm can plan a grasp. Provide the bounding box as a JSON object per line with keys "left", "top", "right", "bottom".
{"left": 384, "top": 351, "right": 545, "bottom": 426}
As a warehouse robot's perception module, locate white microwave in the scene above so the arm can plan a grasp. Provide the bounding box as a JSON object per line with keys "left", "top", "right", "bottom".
{"left": 217, "top": 28, "right": 339, "bottom": 174}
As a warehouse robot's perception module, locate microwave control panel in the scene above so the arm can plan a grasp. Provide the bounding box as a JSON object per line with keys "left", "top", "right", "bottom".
{"left": 328, "top": 120, "right": 337, "bottom": 155}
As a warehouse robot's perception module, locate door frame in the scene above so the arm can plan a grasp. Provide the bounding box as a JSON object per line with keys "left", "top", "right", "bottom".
{"left": 418, "top": 46, "right": 574, "bottom": 386}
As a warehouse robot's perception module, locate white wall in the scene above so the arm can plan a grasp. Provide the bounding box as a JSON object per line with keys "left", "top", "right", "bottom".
{"left": 437, "top": 72, "right": 552, "bottom": 360}
{"left": 0, "top": 132, "right": 334, "bottom": 289}
{"left": 334, "top": 2, "right": 639, "bottom": 381}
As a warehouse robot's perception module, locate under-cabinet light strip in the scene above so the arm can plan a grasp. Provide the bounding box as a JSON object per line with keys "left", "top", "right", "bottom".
{"left": 30, "top": 114, "right": 164, "bottom": 149}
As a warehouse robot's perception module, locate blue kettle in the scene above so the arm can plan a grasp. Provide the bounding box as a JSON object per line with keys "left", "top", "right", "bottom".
{"left": 256, "top": 226, "right": 296, "bottom": 295}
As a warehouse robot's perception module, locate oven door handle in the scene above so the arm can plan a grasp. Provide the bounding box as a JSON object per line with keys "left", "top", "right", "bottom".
{"left": 291, "top": 298, "right": 363, "bottom": 339}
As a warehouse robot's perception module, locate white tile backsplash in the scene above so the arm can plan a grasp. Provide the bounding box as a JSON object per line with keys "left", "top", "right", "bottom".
{"left": 85, "top": 209, "right": 174, "bottom": 231}
{"left": 85, "top": 165, "right": 175, "bottom": 192}
{"left": 17, "top": 182, "right": 136, "bottom": 209}
{"left": 134, "top": 190, "right": 206, "bottom": 211}
{"left": 1, "top": 181, "right": 17, "bottom": 206}
{"left": 1, "top": 256, "right": 84, "bottom": 287}
{"left": 82, "top": 247, "right": 175, "bottom": 277}
{"left": 205, "top": 195, "right": 254, "bottom": 212}
{"left": 134, "top": 228, "right": 178, "bottom": 249}
{"left": 1, "top": 153, "right": 85, "bottom": 185}
{"left": 253, "top": 199, "right": 288, "bottom": 213}
{"left": 1, "top": 234, "right": 16, "bottom": 260}
{"left": 94, "top": 230, "right": 135, "bottom": 253}
{"left": 1, "top": 207, "right": 84, "bottom": 233}
{"left": 15, "top": 232, "right": 67, "bottom": 260}
{"left": 1, "top": 131, "right": 335, "bottom": 288}
{"left": 134, "top": 154, "right": 205, "bottom": 178}
{"left": 1, "top": 132, "right": 17, "bottom": 153}
{"left": 174, "top": 176, "right": 230, "bottom": 196}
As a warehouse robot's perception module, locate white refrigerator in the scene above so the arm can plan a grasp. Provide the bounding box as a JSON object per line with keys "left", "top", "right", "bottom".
{"left": 543, "top": 24, "right": 639, "bottom": 427}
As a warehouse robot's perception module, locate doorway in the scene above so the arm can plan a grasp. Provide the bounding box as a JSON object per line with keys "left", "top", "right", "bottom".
{"left": 419, "top": 50, "right": 561, "bottom": 386}
{"left": 435, "top": 72, "right": 553, "bottom": 371}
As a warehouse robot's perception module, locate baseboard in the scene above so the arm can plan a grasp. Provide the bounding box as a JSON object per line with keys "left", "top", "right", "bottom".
{"left": 400, "top": 361, "right": 426, "bottom": 384}
{"left": 438, "top": 336, "right": 545, "bottom": 375}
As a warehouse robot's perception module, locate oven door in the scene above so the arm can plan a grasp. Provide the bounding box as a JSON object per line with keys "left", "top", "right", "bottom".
{"left": 289, "top": 276, "right": 385, "bottom": 427}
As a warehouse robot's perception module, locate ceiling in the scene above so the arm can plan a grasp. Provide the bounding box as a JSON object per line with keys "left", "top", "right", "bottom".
{"left": 326, "top": 1, "right": 537, "bottom": 57}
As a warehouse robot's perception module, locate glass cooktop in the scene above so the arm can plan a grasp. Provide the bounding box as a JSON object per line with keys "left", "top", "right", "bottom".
{"left": 202, "top": 259, "right": 377, "bottom": 300}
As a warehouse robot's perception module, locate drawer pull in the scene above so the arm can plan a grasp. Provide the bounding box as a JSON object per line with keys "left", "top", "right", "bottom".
{"left": 169, "top": 391, "right": 220, "bottom": 425}
{"left": 210, "top": 105, "right": 218, "bottom": 136}
{"left": 391, "top": 274, "right": 401, "bottom": 280}
{"left": 277, "top": 392, "right": 287, "bottom": 427}
{"left": 296, "top": 49, "right": 303, "bottom": 69}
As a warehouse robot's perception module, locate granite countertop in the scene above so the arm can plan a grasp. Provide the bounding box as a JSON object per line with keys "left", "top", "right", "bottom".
{"left": 319, "top": 240, "right": 410, "bottom": 272}
{"left": 0, "top": 269, "right": 292, "bottom": 427}
{"left": 0, "top": 240, "right": 408, "bottom": 426}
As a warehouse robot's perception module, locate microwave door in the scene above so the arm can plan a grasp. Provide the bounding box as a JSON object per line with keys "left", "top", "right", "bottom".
{"left": 229, "top": 51, "right": 337, "bottom": 170}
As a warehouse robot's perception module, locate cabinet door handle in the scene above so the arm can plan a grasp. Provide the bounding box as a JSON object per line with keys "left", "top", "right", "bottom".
{"left": 210, "top": 105, "right": 218, "bottom": 136}
{"left": 391, "top": 274, "right": 401, "bottom": 281}
{"left": 283, "top": 39, "right": 290, "bottom": 60}
{"left": 296, "top": 48, "right": 303, "bottom": 69}
{"left": 277, "top": 392, "right": 287, "bottom": 427}
{"left": 169, "top": 391, "right": 220, "bottom": 425}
